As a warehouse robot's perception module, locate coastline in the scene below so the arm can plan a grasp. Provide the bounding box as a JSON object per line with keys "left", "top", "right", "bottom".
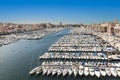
{"left": 0, "top": 28, "right": 65, "bottom": 47}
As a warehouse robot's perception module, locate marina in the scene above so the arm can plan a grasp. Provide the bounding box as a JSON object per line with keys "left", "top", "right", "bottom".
{"left": 29, "top": 61, "right": 120, "bottom": 77}
{"left": 30, "top": 28, "right": 120, "bottom": 78}
{"left": 0, "top": 28, "right": 69, "bottom": 80}
{"left": 0, "top": 28, "right": 64, "bottom": 46}
{"left": 1, "top": 0, "right": 120, "bottom": 80}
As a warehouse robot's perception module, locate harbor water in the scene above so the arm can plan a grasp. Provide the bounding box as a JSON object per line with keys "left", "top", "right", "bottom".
{"left": 0, "top": 29, "right": 68, "bottom": 80}
{"left": 0, "top": 29, "right": 119, "bottom": 80}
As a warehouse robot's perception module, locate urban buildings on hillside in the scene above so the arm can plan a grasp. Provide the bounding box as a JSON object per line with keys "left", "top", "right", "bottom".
{"left": 0, "top": 23, "right": 62, "bottom": 35}
{"left": 0, "top": 20, "right": 120, "bottom": 37}
{"left": 88, "top": 20, "right": 120, "bottom": 37}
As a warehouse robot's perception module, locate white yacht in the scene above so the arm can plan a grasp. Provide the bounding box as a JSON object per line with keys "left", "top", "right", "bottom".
{"left": 47, "top": 69, "right": 52, "bottom": 75}
{"left": 89, "top": 67, "right": 95, "bottom": 76}
{"left": 73, "top": 67, "right": 78, "bottom": 77}
{"left": 116, "top": 68, "right": 120, "bottom": 77}
{"left": 29, "top": 67, "right": 39, "bottom": 75}
{"left": 68, "top": 69, "right": 73, "bottom": 76}
{"left": 62, "top": 69, "right": 68, "bottom": 76}
{"left": 111, "top": 67, "right": 117, "bottom": 77}
{"left": 84, "top": 67, "right": 89, "bottom": 76}
{"left": 100, "top": 68, "right": 106, "bottom": 76}
{"left": 57, "top": 69, "right": 62, "bottom": 76}
{"left": 105, "top": 67, "right": 111, "bottom": 76}
{"left": 95, "top": 68, "right": 100, "bottom": 78}
{"left": 52, "top": 69, "right": 57, "bottom": 76}
{"left": 36, "top": 67, "right": 42, "bottom": 75}
{"left": 42, "top": 68, "right": 47, "bottom": 75}
{"left": 79, "top": 66, "right": 84, "bottom": 76}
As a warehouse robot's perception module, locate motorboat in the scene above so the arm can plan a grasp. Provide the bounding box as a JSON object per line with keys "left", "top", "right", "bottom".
{"left": 52, "top": 69, "right": 57, "bottom": 76}
{"left": 105, "top": 67, "right": 111, "bottom": 76}
{"left": 47, "top": 69, "right": 52, "bottom": 75}
{"left": 110, "top": 67, "right": 117, "bottom": 77}
{"left": 62, "top": 69, "right": 68, "bottom": 76}
{"left": 100, "top": 68, "right": 106, "bottom": 76}
{"left": 29, "top": 67, "right": 39, "bottom": 75}
{"left": 36, "top": 67, "right": 42, "bottom": 75}
{"left": 79, "top": 66, "right": 84, "bottom": 76}
{"left": 68, "top": 69, "right": 73, "bottom": 76}
{"left": 57, "top": 69, "right": 62, "bottom": 76}
{"left": 89, "top": 67, "right": 95, "bottom": 76}
{"left": 95, "top": 68, "right": 100, "bottom": 78}
{"left": 116, "top": 68, "right": 120, "bottom": 77}
{"left": 42, "top": 68, "right": 47, "bottom": 75}
{"left": 73, "top": 67, "right": 78, "bottom": 77}
{"left": 84, "top": 67, "right": 89, "bottom": 76}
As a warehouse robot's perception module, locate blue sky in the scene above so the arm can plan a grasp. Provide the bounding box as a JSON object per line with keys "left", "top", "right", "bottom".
{"left": 0, "top": 0, "right": 120, "bottom": 24}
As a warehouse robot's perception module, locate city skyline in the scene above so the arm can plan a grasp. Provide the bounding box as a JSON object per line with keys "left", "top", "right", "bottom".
{"left": 0, "top": 0, "right": 120, "bottom": 24}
